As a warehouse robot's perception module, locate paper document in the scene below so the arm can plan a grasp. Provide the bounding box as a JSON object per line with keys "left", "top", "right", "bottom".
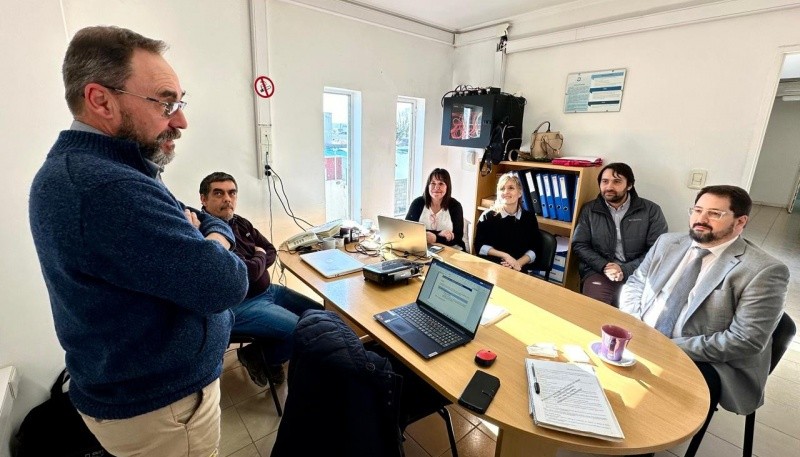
{"left": 480, "top": 302, "right": 509, "bottom": 326}
{"left": 526, "top": 359, "right": 624, "bottom": 441}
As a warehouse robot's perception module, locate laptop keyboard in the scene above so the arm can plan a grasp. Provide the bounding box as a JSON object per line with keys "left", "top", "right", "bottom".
{"left": 395, "top": 305, "right": 461, "bottom": 347}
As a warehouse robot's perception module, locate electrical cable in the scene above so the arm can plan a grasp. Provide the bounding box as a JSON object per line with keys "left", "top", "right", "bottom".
{"left": 266, "top": 167, "right": 313, "bottom": 231}
{"left": 264, "top": 166, "right": 294, "bottom": 286}
{"left": 263, "top": 164, "right": 314, "bottom": 285}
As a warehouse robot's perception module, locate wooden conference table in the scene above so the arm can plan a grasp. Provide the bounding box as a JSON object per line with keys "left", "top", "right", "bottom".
{"left": 279, "top": 245, "right": 708, "bottom": 456}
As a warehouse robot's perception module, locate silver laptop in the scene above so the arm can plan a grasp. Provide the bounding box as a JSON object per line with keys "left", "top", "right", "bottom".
{"left": 378, "top": 215, "right": 432, "bottom": 257}
{"left": 300, "top": 249, "right": 364, "bottom": 278}
{"left": 374, "top": 258, "right": 493, "bottom": 359}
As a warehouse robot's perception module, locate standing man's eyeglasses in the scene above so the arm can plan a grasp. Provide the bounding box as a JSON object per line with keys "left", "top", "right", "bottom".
{"left": 102, "top": 86, "right": 187, "bottom": 117}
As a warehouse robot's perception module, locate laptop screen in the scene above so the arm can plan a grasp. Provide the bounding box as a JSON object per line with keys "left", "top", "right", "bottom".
{"left": 377, "top": 215, "right": 427, "bottom": 255}
{"left": 417, "top": 260, "right": 492, "bottom": 333}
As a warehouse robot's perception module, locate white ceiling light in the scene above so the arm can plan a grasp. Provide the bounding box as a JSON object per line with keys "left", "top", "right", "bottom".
{"left": 782, "top": 95, "right": 800, "bottom": 102}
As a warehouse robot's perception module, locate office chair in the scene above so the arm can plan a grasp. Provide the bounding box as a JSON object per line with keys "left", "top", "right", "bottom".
{"left": 271, "top": 310, "right": 404, "bottom": 457}
{"left": 368, "top": 344, "right": 459, "bottom": 457}
{"left": 741, "top": 312, "right": 795, "bottom": 457}
{"left": 528, "top": 229, "right": 557, "bottom": 280}
{"left": 272, "top": 310, "right": 459, "bottom": 456}
{"left": 227, "top": 334, "right": 283, "bottom": 417}
{"left": 683, "top": 312, "right": 795, "bottom": 457}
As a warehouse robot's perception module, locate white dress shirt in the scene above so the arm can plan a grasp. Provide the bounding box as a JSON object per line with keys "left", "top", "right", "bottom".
{"left": 643, "top": 236, "right": 739, "bottom": 337}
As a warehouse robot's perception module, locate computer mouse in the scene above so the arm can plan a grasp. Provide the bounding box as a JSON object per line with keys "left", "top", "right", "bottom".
{"left": 475, "top": 349, "right": 497, "bottom": 367}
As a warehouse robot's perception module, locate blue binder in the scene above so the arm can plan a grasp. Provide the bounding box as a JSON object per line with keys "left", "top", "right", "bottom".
{"left": 557, "top": 174, "right": 575, "bottom": 222}
{"left": 549, "top": 174, "right": 564, "bottom": 221}
{"left": 541, "top": 173, "right": 556, "bottom": 219}
{"left": 535, "top": 173, "right": 550, "bottom": 219}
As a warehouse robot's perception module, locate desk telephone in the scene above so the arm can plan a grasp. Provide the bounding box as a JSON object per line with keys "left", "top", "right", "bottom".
{"left": 285, "top": 231, "right": 319, "bottom": 250}
{"left": 284, "top": 219, "right": 344, "bottom": 250}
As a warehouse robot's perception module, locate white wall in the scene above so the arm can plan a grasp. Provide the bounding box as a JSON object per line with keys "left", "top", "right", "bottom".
{"left": 2, "top": 0, "right": 259, "bottom": 445}
{"left": 61, "top": 0, "right": 262, "bottom": 213}
{"left": 266, "top": 1, "right": 453, "bottom": 233}
{"left": 0, "top": 0, "right": 454, "bottom": 444}
{"left": 447, "top": 40, "right": 499, "bottom": 223}
{"left": 750, "top": 99, "right": 800, "bottom": 206}
{"left": 1, "top": 3, "right": 72, "bottom": 452}
{"left": 451, "top": 7, "right": 800, "bottom": 231}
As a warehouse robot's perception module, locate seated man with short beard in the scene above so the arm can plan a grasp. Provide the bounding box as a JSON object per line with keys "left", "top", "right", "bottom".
{"left": 619, "top": 185, "right": 789, "bottom": 457}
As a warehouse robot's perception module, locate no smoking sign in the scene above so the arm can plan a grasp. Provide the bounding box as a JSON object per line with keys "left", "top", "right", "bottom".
{"left": 254, "top": 76, "right": 275, "bottom": 98}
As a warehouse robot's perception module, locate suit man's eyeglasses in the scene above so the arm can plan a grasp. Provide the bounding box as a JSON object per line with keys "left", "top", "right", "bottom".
{"left": 688, "top": 207, "right": 729, "bottom": 220}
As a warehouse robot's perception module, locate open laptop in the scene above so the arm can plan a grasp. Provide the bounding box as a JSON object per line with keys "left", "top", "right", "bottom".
{"left": 300, "top": 249, "right": 364, "bottom": 278}
{"left": 374, "top": 258, "right": 493, "bottom": 359}
{"left": 377, "top": 215, "right": 433, "bottom": 257}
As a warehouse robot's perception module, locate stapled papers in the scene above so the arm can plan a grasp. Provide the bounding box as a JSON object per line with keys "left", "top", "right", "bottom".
{"left": 525, "top": 359, "right": 624, "bottom": 441}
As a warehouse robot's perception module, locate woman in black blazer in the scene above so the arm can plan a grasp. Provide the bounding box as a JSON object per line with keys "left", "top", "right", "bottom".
{"left": 404, "top": 168, "right": 465, "bottom": 250}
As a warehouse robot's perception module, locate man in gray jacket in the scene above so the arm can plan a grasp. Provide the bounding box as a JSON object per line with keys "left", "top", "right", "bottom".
{"left": 571, "top": 163, "right": 667, "bottom": 306}
{"left": 619, "top": 185, "right": 789, "bottom": 457}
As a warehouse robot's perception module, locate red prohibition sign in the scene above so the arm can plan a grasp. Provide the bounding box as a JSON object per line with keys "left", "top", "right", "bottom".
{"left": 254, "top": 76, "right": 275, "bottom": 99}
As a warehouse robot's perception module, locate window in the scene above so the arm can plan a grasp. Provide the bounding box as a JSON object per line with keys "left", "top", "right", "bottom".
{"left": 323, "top": 88, "right": 362, "bottom": 221}
{"left": 394, "top": 96, "right": 425, "bottom": 217}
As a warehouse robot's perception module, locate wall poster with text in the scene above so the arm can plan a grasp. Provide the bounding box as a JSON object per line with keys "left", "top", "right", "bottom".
{"left": 564, "top": 69, "right": 627, "bottom": 113}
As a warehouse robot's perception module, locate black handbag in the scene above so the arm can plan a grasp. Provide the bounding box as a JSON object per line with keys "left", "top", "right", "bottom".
{"left": 13, "top": 369, "right": 112, "bottom": 457}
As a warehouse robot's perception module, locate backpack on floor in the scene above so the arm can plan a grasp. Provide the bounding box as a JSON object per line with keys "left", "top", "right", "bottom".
{"left": 13, "top": 368, "right": 112, "bottom": 457}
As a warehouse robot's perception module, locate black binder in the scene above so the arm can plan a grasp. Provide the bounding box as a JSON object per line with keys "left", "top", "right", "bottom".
{"left": 523, "top": 170, "right": 543, "bottom": 216}
{"left": 517, "top": 170, "right": 535, "bottom": 214}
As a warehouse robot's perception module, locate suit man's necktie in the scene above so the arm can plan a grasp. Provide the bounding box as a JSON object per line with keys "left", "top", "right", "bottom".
{"left": 655, "top": 247, "right": 711, "bottom": 337}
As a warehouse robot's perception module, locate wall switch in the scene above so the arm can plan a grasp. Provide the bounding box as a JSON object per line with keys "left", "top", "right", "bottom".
{"left": 688, "top": 169, "right": 707, "bottom": 189}
{"left": 462, "top": 149, "right": 477, "bottom": 171}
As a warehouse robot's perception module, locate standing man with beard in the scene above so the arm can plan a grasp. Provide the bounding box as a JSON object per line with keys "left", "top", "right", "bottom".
{"left": 572, "top": 163, "right": 667, "bottom": 306}
{"left": 29, "top": 26, "right": 249, "bottom": 457}
{"left": 619, "top": 185, "right": 789, "bottom": 457}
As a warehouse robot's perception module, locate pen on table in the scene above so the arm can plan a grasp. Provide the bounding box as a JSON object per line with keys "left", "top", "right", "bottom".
{"left": 530, "top": 364, "right": 540, "bottom": 394}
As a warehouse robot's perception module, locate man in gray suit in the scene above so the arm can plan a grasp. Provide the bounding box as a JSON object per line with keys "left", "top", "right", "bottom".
{"left": 620, "top": 185, "right": 789, "bottom": 457}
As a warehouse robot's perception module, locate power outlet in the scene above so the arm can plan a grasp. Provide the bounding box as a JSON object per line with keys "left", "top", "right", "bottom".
{"left": 688, "top": 169, "right": 707, "bottom": 189}
{"left": 259, "top": 125, "right": 271, "bottom": 165}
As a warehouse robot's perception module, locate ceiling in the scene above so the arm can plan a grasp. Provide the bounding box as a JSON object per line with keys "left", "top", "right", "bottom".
{"left": 345, "top": 0, "right": 566, "bottom": 31}
{"left": 343, "top": 0, "right": 723, "bottom": 32}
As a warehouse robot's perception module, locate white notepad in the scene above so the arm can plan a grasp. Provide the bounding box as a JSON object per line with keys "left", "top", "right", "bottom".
{"left": 480, "top": 302, "right": 509, "bottom": 326}
{"left": 526, "top": 359, "right": 624, "bottom": 441}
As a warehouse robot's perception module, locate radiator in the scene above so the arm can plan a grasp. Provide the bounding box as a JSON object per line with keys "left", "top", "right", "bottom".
{"left": 0, "top": 366, "right": 19, "bottom": 457}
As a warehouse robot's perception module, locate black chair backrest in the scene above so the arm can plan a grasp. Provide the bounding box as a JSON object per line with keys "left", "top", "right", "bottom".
{"left": 530, "top": 230, "right": 557, "bottom": 277}
{"left": 271, "top": 310, "right": 403, "bottom": 457}
{"left": 769, "top": 313, "right": 796, "bottom": 373}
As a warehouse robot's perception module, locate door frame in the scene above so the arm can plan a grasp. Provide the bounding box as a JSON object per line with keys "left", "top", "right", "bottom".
{"left": 742, "top": 45, "right": 800, "bottom": 193}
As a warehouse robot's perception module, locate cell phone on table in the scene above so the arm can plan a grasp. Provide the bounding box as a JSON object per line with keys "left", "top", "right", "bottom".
{"left": 457, "top": 370, "right": 500, "bottom": 414}
{"left": 429, "top": 245, "right": 444, "bottom": 253}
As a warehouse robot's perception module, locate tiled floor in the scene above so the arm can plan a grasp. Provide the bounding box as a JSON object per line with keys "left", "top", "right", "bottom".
{"left": 219, "top": 205, "right": 800, "bottom": 457}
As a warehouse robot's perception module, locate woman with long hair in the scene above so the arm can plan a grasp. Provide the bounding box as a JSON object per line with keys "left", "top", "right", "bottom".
{"left": 405, "top": 168, "right": 465, "bottom": 250}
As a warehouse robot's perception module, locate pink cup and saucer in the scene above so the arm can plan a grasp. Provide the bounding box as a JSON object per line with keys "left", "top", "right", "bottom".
{"left": 589, "top": 324, "right": 636, "bottom": 367}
